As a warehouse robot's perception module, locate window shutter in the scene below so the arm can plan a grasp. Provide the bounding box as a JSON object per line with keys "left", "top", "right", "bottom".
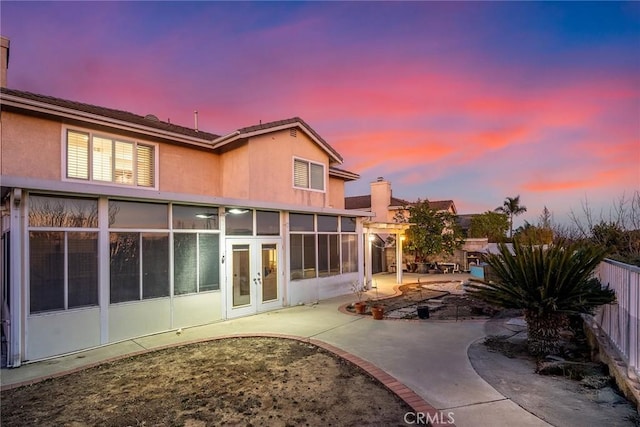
{"left": 136, "top": 144, "right": 155, "bottom": 187}
{"left": 67, "top": 131, "right": 89, "bottom": 179}
{"left": 114, "top": 141, "right": 134, "bottom": 184}
{"left": 310, "top": 163, "right": 324, "bottom": 190}
{"left": 92, "top": 137, "right": 113, "bottom": 182}
{"left": 294, "top": 159, "right": 309, "bottom": 188}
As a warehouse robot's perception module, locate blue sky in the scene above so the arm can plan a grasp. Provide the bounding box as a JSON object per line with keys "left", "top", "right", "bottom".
{"left": 2, "top": 1, "right": 639, "bottom": 228}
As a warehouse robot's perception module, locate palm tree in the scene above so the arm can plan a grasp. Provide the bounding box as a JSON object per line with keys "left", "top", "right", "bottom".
{"left": 466, "top": 241, "right": 615, "bottom": 356}
{"left": 496, "top": 195, "right": 527, "bottom": 238}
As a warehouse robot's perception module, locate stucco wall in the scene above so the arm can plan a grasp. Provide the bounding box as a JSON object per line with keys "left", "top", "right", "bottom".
{"left": 221, "top": 129, "right": 334, "bottom": 208}
{"left": 1, "top": 111, "right": 223, "bottom": 196}
{"left": 160, "top": 144, "right": 221, "bottom": 195}
{"left": 1, "top": 112, "right": 62, "bottom": 180}
{"left": 328, "top": 176, "right": 345, "bottom": 209}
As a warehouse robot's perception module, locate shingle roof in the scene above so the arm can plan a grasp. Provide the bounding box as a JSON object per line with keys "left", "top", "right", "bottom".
{"left": 429, "top": 200, "right": 456, "bottom": 212}
{"left": 328, "top": 166, "right": 359, "bottom": 181}
{"left": 345, "top": 194, "right": 455, "bottom": 213}
{"left": 1, "top": 88, "right": 353, "bottom": 172}
{"left": 345, "top": 195, "right": 371, "bottom": 210}
{"left": 236, "top": 117, "right": 343, "bottom": 163}
{"left": 0, "top": 87, "right": 219, "bottom": 141}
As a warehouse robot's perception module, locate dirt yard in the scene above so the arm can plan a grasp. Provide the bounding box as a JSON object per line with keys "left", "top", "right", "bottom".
{"left": 1, "top": 337, "right": 412, "bottom": 426}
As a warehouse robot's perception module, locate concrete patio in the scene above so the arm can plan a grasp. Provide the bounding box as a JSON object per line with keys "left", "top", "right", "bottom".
{"left": 1, "top": 272, "right": 551, "bottom": 426}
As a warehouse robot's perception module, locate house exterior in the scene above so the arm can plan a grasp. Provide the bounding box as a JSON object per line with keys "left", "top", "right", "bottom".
{"left": 0, "top": 37, "right": 370, "bottom": 366}
{"left": 346, "top": 177, "right": 463, "bottom": 276}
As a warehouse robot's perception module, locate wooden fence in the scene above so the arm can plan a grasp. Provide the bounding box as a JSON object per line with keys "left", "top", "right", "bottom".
{"left": 595, "top": 259, "right": 640, "bottom": 378}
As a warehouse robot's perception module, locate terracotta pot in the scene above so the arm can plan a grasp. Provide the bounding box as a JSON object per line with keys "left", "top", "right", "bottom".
{"left": 371, "top": 305, "right": 384, "bottom": 320}
{"left": 354, "top": 301, "right": 367, "bottom": 314}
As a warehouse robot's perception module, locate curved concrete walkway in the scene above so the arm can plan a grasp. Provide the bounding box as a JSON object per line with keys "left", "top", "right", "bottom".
{"left": 1, "top": 273, "right": 550, "bottom": 427}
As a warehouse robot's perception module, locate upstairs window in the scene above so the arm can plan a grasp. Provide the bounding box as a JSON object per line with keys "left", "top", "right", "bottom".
{"left": 293, "top": 158, "right": 324, "bottom": 191}
{"left": 66, "top": 130, "right": 156, "bottom": 188}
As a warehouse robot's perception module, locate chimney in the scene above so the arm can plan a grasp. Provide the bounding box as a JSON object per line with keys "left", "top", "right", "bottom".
{"left": 1, "top": 36, "right": 9, "bottom": 88}
{"left": 370, "top": 177, "right": 392, "bottom": 222}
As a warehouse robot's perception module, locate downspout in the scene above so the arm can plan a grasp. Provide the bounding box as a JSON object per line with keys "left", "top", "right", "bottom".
{"left": 8, "top": 189, "right": 22, "bottom": 367}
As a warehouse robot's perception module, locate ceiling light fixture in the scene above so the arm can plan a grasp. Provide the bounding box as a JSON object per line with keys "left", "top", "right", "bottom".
{"left": 227, "top": 208, "right": 249, "bottom": 215}
{"left": 196, "top": 213, "right": 217, "bottom": 219}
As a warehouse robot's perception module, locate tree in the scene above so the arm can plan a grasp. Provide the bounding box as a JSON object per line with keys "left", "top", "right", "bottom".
{"left": 495, "top": 195, "right": 527, "bottom": 238}
{"left": 468, "top": 211, "right": 509, "bottom": 242}
{"left": 567, "top": 192, "right": 640, "bottom": 266}
{"left": 514, "top": 221, "right": 553, "bottom": 245}
{"left": 466, "top": 241, "right": 615, "bottom": 356}
{"left": 405, "top": 199, "right": 464, "bottom": 261}
{"left": 539, "top": 206, "right": 552, "bottom": 229}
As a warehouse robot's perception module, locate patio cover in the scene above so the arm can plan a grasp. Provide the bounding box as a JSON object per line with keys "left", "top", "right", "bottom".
{"left": 363, "top": 221, "right": 412, "bottom": 287}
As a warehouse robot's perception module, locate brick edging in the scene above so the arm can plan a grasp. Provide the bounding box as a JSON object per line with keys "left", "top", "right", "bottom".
{"left": 0, "top": 333, "right": 453, "bottom": 425}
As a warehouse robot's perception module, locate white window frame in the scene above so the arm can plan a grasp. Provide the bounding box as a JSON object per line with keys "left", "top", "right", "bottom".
{"left": 63, "top": 127, "right": 159, "bottom": 190}
{"left": 292, "top": 157, "right": 325, "bottom": 192}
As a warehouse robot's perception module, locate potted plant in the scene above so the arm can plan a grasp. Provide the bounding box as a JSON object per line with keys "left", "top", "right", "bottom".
{"left": 370, "top": 303, "right": 385, "bottom": 320}
{"left": 350, "top": 281, "right": 367, "bottom": 314}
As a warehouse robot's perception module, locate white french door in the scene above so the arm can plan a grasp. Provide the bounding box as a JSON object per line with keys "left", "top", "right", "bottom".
{"left": 226, "top": 238, "right": 282, "bottom": 318}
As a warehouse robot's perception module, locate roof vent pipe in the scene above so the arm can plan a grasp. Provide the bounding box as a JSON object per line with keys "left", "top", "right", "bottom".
{"left": 194, "top": 110, "right": 199, "bottom": 132}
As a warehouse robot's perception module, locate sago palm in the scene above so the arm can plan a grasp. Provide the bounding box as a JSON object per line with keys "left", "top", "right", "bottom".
{"left": 466, "top": 241, "right": 615, "bottom": 356}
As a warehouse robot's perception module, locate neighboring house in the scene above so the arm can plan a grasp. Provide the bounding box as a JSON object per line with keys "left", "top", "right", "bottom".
{"left": 345, "top": 177, "right": 457, "bottom": 280}
{"left": 0, "top": 37, "right": 370, "bottom": 366}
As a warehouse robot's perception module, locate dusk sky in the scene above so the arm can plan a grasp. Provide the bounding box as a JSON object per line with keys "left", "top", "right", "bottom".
{"left": 2, "top": 1, "right": 639, "bottom": 228}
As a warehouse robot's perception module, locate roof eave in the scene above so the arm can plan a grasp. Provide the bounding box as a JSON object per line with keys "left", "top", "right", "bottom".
{"left": 213, "top": 120, "right": 343, "bottom": 164}
{"left": 0, "top": 93, "right": 216, "bottom": 149}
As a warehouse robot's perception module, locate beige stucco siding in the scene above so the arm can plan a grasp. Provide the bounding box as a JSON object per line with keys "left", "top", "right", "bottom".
{"left": 221, "top": 129, "right": 332, "bottom": 208}
{"left": 159, "top": 144, "right": 221, "bottom": 195}
{"left": 220, "top": 141, "right": 251, "bottom": 199}
{"left": 328, "top": 176, "right": 345, "bottom": 209}
{"left": 1, "top": 112, "right": 62, "bottom": 180}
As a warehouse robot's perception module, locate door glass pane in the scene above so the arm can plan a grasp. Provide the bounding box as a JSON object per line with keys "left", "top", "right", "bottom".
{"left": 290, "top": 234, "right": 303, "bottom": 280}
{"left": 29, "top": 232, "right": 64, "bottom": 313}
{"left": 29, "top": 195, "right": 98, "bottom": 228}
{"left": 303, "top": 234, "right": 316, "bottom": 278}
{"left": 318, "top": 235, "right": 329, "bottom": 277}
{"left": 109, "top": 200, "right": 168, "bottom": 229}
{"left": 317, "top": 215, "right": 337, "bottom": 232}
{"left": 199, "top": 234, "right": 219, "bottom": 291}
{"left": 289, "top": 213, "right": 314, "bottom": 231}
{"left": 110, "top": 232, "right": 140, "bottom": 303}
{"left": 262, "top": 244, "right": 278, "bottom": 302}
{"left": 256, "top": 210, "right": 280, "bottom": 236}
{"left": 341, "top": 217, "right": 356, "bottom": 232}
{"left": 173, "top": 205, "right": 219, "bottom": 230}
{"left": 142, "top": 233, "right": 169, "bottom": 299}
{"left": 68, "top": 232, "right": 98, "bottom": 308}
{"left": 225, "top": 209, "right": 253, "bottom": 235}
{"left": 174, "top": 233, "right": 197, "bottom": 295}
{"left": 329, "top": 234, "right": 340, "bottom": 275}
{"left": 232, "top": 244, "right": 251, "bottom": 307}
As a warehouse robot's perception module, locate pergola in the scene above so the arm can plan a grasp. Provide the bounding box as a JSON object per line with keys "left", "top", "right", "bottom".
{"left": 363, "top": 221, "right": 412, "bottom": 288}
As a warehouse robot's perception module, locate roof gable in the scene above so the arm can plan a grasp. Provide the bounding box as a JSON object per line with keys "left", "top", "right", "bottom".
{"left": 213, "top": 117, "right": 343, "bottom": 164}
{"left": 345, "top": 194, "right": 456, "bottom": 214}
